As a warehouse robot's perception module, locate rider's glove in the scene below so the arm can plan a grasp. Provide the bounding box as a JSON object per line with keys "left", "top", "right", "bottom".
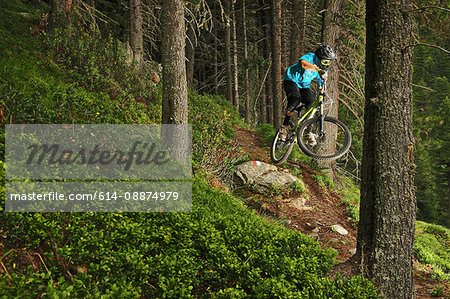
{"left": 318, "top": 69, "right": 328, "bottom": 81}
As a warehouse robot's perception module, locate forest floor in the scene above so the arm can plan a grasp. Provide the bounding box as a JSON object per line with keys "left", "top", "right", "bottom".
{"left": 231, "top": 125, "right": 449, "bottom": 299}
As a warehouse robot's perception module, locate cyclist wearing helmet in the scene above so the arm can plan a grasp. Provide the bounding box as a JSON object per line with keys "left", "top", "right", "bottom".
{"left": 279, "top": 44, "right": 336, "bottom": 143}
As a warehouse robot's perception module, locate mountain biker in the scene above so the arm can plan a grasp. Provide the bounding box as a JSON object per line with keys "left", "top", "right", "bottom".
{"left": 279, "top": 44, "right": 336, "bottom": 144}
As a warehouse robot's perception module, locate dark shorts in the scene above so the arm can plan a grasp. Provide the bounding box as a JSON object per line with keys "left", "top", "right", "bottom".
{"left": 283, "top": 80, "right": 315, "bottom": 112}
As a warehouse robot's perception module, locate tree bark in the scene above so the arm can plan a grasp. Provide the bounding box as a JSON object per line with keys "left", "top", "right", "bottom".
{"left": 257, "top": 0, "right": 269, "bottom": 124}
{"left": 258, "top": 65, "right": 268, "bottom": 124}
{"left": 161, "top": 0, "right": 189, "bottom": 162}
{"left": 243, "top": 0, "right": 250, "bottom": 123}
{"left": 129, "top": 0, "right": 144, "bottom": 69}
{"left": 289, "top": 0, "right": 306, "bottom": 64}
{"left": 357, "top": 0, "right": 416, "bottom": 298}
{"left": 271, "top": 0, "right": 283, "bottom": 129}
{"left": 225, "top": 0, "right": 233, "bottom": 104}
{"left": 186, "top": 23, "right": 196, "bottom": 89}
{"left": 214, "top": 36, "right": 219, "bottom": 95}
{"left": 50, "top": 0, "right": 72, "bottom": 29}
{"left": 231, "top": 0, "right": 240, "bottom": 112}
{"left": 317, "top": 0, "right": 343, "bottom": 178}
{"left": 281, "top": 2, "right": 290, "bottom": 71}
{"left": 259, "top": 0, "right": 273, "bottom": 124}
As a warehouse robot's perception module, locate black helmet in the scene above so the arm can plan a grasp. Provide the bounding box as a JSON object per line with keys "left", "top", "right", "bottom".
{"left": 315, "top": 44, "right": 336, "bottom": 60}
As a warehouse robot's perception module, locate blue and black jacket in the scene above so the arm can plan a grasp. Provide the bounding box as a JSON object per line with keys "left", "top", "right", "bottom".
{"left": 282, "top": 52, "right": 325, "bottom": 88}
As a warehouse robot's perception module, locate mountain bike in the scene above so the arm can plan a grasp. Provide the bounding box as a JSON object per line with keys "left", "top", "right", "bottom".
{"left": 270, "top": 81, "right": 352, "bottom": 164}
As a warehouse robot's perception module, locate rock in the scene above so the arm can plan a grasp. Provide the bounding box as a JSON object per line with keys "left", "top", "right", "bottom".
{"left": 312, "top": 227, "right": 320, "bottom": 233}
{"left": 314, "top": 220, "right": 324, "bottom": 226}
{"left": 234, "top": 161, "right": 297, "bottom": 193}
{"left": 283, "top": 219, "right": 292, "bottom": 225}
{"left": 328, "top": 238, "right": 340, "bottom": 244}
{"left": 289, "top": 197, "right": 314, "bottom": 211}
{"left": 330, "top": 224, "right": 348, "bottom": 235}
{"left": 349, "top": 248, "right": 357, "bottom": 255}
{"left": 235, "top": 161, "right": 277, "bottom": 185}
{"left": 310, "top": 233, "right": 319, "bottom": 240}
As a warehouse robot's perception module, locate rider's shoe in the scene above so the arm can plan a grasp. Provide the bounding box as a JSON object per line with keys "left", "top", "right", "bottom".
{"left": 305, "top": 132, "right": 317, "bottom": 146}
{"left": 279, "top": 125, "right": 290, "bottom": 142}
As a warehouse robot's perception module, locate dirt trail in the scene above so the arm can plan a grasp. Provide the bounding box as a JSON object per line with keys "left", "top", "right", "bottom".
{"left": 232, "top": 125, "right": 449, "bottom": 299}
{"left": 234, "top": 125, "right": 356, "bottom": 261}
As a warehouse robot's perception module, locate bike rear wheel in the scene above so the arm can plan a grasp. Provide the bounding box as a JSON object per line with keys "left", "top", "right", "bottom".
{"left": 297, "top": 116, "right": 351, "bottom": 160}
{"left": 270, "top": 129, "right": 296, "bottom": 165}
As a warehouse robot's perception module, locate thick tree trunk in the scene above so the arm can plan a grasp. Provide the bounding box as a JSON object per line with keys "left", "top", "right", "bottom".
{"left": 231, "top": 0, "right": 240, "bottom": 112}
{"left": 357, "top": 1, "right": 416, "bottom": 298}
{"left": 289, "top": 0, "right": 305, "bottom": 64}
{"left": 317, "top": 0, "right": 343, "bottom": 177}
{"left": 129, "top": 0, "right": 143, "bottom": 69}
{"left": 271, "top": 0, "right": 282, "bottom": 129}
{"left": 161, "top": 0, "right": 189, "bottom": 161}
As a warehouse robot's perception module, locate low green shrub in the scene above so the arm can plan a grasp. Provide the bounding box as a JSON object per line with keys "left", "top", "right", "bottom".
{"left": 255, "top": 123, "right": 276, "bottom": 146}
{"left": 190, "top": 92, "right": 247, "bottom": 181}
{"left": 336, "top": 175, "right": 361, "bottom": 223}
{"left": 415, "top": 221, "right": 450, "bottom": 281}
{"left": 0, "top": 177, "right": 379, "bottom": 298}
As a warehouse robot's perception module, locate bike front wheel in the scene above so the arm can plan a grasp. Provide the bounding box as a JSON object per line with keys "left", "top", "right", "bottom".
{"left": 271, "top": 129, "right": 296, "bottom": 165}
{"left": 297, "top": 116, "right": 352, "bottom": 160}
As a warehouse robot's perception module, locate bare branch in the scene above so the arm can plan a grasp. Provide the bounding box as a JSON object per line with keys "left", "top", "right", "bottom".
{"left": 412, "top": 84, "right": 435, "bottom": 92}
{"left": 411, "top": 6, "right": 450, "bottom": 13}
{"left": 405, "top": 43, "right": 450, "bottom": 54}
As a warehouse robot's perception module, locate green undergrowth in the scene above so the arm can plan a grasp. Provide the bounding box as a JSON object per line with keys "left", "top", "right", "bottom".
{"left": 0, "top": 171, "right": 379, "bottom": 298}
{"left": 414, "top": 221, "right": 450, "bottom": 281}
{"left": 335, "top": 175, "right": 361, "bottom": 224}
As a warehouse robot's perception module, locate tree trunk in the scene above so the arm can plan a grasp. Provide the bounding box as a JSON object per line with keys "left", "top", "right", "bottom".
{"left": 258, "top": 0, "right": 269, "bottom": 124}
{"left": 225, "top": 0, "right": 233, "bottom": 104}
{"left": 231, "top": 0, "right": 240, "bottom": 112}
{"left": 289, "top": 0, "right": 305, "bottom": 64}
{"left": 161, "top": 0, "right": 189, "bottom": 162}
{"left": 258, "top": 64, "right": 268, "bottom": 124}
{"left": 357, "top": 0, "right": 416, "bottom": 298}
{"left": 317, "top": 0, "right": 343, "bottom": 178}
{"left": 281, "top": 2, "right": 290, "bottom": 71}
{"left": 213, "top": 1, "right": 219, "bottom": 95}
{"left": 243, "top": 0, "right": 250, "bottom": 123}
{"left": 186, "top": 23, "right": 196, "bottom": 89}
{"left": 214, "top": 36, "right": 219, "bottom": 95}
{"left": 50, "top": 0, "right": 72, "bottom": 28}
{"left": 129, "top": 0, "right": 143, "bottom": 69}
{"left": 271, "top": 0, "right": 282, "bottom": 129}
{"left": 259, "top": 0, "right": 273, "bottom": 125}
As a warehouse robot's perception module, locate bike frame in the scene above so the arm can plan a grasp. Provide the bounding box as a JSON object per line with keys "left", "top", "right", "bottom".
{"left": 295, "top": 81, "right": 328, "bottom": 129}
